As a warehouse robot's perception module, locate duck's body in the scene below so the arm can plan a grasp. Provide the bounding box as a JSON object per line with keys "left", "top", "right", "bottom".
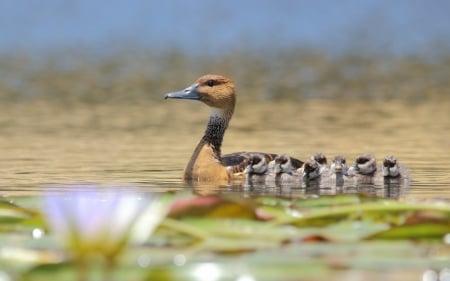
{"left": 165, "top": 74, "right": 302, "bottom": 182}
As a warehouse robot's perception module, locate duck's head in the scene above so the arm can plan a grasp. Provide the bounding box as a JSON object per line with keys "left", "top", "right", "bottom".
{"left": 165, "top": 74, "right": 236, "bottom": 112}
{"left": 272, "top": 154, "right": 296, "bottom": 175}
{"left": 383, "top": 156, "right": 399, "bottom": 177}
{"left": 330, "top": 155, "right": 347, "bottom": 174}
{"left": 348, "top": 154, "right": 377, "bottom": 176}
{"left": 311, "top": 152, "right": 327, "bottom": 166}
{"left": 302, "top": 159, "right": 321, "bottom": 180}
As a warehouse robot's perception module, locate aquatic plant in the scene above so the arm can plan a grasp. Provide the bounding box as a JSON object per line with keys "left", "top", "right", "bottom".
{"left": 43, "top": 188, "right": 169, "bottom": 262}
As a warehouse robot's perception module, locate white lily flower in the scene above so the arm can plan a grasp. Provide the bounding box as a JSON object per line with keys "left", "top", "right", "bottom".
{"left": 44, "top": 187, "right": 169, "bottom": 260}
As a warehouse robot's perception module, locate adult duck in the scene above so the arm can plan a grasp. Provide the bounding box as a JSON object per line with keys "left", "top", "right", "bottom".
{"left": 165, "top": 74, "right": 303, "bottom": 182}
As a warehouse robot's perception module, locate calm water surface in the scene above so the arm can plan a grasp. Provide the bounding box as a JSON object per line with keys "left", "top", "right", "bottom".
{"left": 0, "top": 99, "right": 448, "bottom": 200}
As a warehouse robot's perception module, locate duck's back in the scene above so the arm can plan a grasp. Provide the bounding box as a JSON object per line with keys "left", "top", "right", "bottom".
{"left": 224, "top": 152, "right": 303, "bottom": 175}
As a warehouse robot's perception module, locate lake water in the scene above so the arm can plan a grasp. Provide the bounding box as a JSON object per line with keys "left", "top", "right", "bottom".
{"left": 1, "top": 99, "right": 448, "bottom": 201}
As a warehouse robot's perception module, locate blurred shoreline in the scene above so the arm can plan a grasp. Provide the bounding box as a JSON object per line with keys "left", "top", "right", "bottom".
{"left": 1, "top": 47, "right": 449, "bottom": 103}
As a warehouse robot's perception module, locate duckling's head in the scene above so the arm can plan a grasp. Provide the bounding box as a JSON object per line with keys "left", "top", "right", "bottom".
{"left": 311, "top": 152, "right": 327, "bottom": 166}
{"left": 273, "top": 154, "right": 296, "bottom": 175}
{"left": 330, "top": 155, "right": 347, "bottom": 174}
{"left": 302, "top": 159, "right": 321, "bottom": 180}
{"left": 383, "top": 156, "right": 400, "bottom": 177}
{"left": 165, "top": 74, "right": 236, "bottom": 112}
{"left": 348, "top": 154, "right": 377, "bottom": 176}
{"left": 244, "top": 153, "right": 268, "bottom": 175}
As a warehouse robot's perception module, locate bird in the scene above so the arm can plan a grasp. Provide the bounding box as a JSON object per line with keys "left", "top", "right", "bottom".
{"left": 300, "top": 159, "right": 323, "bottom": 181}
{"left": 310, "top": 152, "right": 328, "bottom": 174}
{"left": 382, "top": 155, "right": 411, "bottom": 184}
{"left": 311, "top": 152, "right": 327, "bottom": 166}
{"left": 269, "top": 154, "right": 303, "bottom": 185}
{"left": 329, "top": 155, "right": 348, "bottom": 175}
{"left": 165, "top": 74, "right": 303, "bottom": 182}
{"left": 243, "top": 153, "right": 275, "bottom": 176}
{"left": 328, "top": 155, "right": 352, "bottom": 186}
{"left": 241, "top": 153, "right": 279, "bottom": 187}
{"left": 347, "top": 154, "right": 383, "bottom": 184}
{"left": 271, "top": 154, "right": 304, "bottom": 175}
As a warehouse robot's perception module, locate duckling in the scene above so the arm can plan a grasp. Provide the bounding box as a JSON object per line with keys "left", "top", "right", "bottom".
{"left": 267, "top": 154, "right": 303, "bottom": 185}
{"left": 382, "top": 156, "right": 411, "bottom": 184}
{"left": 347, "top": 154, "right": 377, "bottom": 176}
{"left": 241, "top": 153, "right": 273, "bottom": 183}
{"left": 239, "top": 153, "right": 278, "bottom": 188}
{"left": 330, "top": 155, "right": 348, "bottom": 175}
{"left": 315, "top": 152, "right": 330, "bottom": 173}
{"left": 328, "top": 155, "right": 352, "bottom": 186}
{"left": 301, "top": 159, "right": 322, "bottom": 181}
{"left": 243, "top": 153, "right": 272, "bottom": 175}
{"left": 271, "top": 154, "right": 303, "bottom": 175}
{"left": 347, "top": 154, "right": 383, "bottom": 184}
{"left": 165, "top": 74, "right": 303, "bottom": 182}
{"left": 311, "top": 152, "right": 327, "bottom": 165}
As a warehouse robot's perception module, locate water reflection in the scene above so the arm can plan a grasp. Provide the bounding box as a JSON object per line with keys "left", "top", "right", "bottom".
{"left": 186, "top": 179, "right": 407, "bottom": 199}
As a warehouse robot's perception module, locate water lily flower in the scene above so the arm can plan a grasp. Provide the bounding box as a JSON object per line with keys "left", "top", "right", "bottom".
{"left": 43, "top": 187, "right": 169, "bottom": 261}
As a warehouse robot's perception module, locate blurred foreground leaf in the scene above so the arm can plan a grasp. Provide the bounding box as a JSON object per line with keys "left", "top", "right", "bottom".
{"left": 5, "top": 194, "right": 450, "bottom": 281}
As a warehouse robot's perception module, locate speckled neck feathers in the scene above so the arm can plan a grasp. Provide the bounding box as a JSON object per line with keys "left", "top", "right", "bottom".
{"left": 201, "top": 109, "right": 233, "bottom": 159}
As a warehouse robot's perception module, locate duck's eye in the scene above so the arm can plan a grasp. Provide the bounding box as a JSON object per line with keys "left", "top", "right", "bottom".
{"left": 206, "top": 80, "right": 215, "bottom": 87}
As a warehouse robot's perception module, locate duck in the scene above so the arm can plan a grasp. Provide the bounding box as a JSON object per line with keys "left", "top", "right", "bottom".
{"left": 382, "top": 156, "right": 411, "bottom": 184}
{"left": 271, "top": 154, "right": 304, "bottom": 175}
{"left": 310, "top": 152, "right": 328, "bottom": 174}
{"left": 243, "top": 153, "right": 274, "bottom": 176}
{"left": 311, "top": 152, "right": 327, "bottom": 165}
{"left": 329, "top": 155, "right": 348, "bottom": 175}
{"left": 241, "top": 153, "right": 275, "bottom": 183}
{"left": 165, "top": 74, "right": 303, "bottom": 182}
{"left": 269, "top": 154, "right": 304, "bottom": 184}
{"left": 328, "top": 155, "right": 352, "bottom": 186}
{"left": 241, "top": 153, "right": 278, "bottom": 187}
{"left": 300, "top": 159, "right": 323, "bottom": 181}
{"left": 347, "top": 154, "right": 384, "bottom": 184}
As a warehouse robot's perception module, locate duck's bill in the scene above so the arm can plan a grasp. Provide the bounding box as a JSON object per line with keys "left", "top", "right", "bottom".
{"left": 164, "top": 84, "right": 201, "bottom": 100}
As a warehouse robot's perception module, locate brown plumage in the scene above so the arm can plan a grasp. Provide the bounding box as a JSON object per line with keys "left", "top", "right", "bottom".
{"left": 165, "top": 74, "right": 303, "bottom": 182}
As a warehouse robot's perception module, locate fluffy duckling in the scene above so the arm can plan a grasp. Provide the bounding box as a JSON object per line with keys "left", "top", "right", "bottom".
{"left": 328, "top": 155, "right": 352, "bottom": 186}
{"left": 241, "top": 153, "right": 277, "bottom": 187}
{"left": 347, "top": 154, "right": 384, "bottom": 184}
{"left": 329, "top": 155, "right": 348, "bottom": 175}
{"left": 311, "top": 152, "right": 327, "bottom": 165}
{"left": 243, "top": 153, "right": 273, "bottom": 175}
{"left": 271, "top": 154, "right": 303, "bottom": 175}
{"left": 301, "top": 159, "right": 323, "bottom": 181}
{"left": 382, "top": 156, "right": 411, "bottom": 184}
{"left": 347, "top": 154, "right": 377, "bottom": 176}
{"left": 165, "top": 74, "right": 303, "bottom": 182}
{"left": 298, "top": 152, "right": 328, "bottom": 174}
{"left": 264, "top": 154, "right": 303, "bottom": 184}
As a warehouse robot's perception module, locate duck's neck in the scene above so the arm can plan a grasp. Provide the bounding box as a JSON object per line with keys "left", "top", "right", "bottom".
{"left": 201, "top": 108, "right": 231, "bottom": 157}
{"left": 183, "top": 108, "right": 233, "bottom": 181}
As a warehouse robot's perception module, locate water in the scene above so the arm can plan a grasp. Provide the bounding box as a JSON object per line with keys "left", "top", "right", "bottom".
{"left": 1, "top": 99, "right": 448, "bottom": 200}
